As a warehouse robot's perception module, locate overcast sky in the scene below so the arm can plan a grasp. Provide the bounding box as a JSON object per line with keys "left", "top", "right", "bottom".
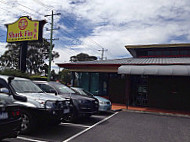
{"left": 1, "top": 0, "right": 190, "bottom": 71}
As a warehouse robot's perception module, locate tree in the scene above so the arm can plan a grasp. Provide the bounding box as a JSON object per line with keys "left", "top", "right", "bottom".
{"left": 70, "top": 53, "right": 97, "bottom": 62}
{"left": 0, "top": 69, "right": 29, "bottom": 78}
{"left": 0, "top": 43, "right": 20, "bottom": 69}
{"left": 58, "top": 69, "right": 71, "bottom": 84}
{"left": 0, "top": 39, "right": 59, "bottom": 75}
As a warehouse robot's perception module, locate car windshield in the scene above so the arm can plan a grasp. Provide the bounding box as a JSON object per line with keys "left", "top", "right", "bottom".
{"left": 73, "top": 88, "right": 88, "bottom": 96}
{"left": 53, "top": 83, "right": 75, "bottom": 94}
{"left": 11, "top": 80, "right": 43, "bottom": 93}
{"left": 73, "top": 88, "right": 93, "bottom": 97}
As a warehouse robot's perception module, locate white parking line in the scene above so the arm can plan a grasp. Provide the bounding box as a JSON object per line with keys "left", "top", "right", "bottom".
{"left": 63, "top": 112, "right": 119, "bottom": 142}
{"left": 61, "top": 122, "right": 91, "bottom": 128}
{"left": 17, "top": 136, "right": 48, "bottom": 142}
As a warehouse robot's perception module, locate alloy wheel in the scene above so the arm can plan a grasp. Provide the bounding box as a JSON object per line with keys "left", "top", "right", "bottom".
{"left": 21, "top": 113, "right": 30, "bottom": 131}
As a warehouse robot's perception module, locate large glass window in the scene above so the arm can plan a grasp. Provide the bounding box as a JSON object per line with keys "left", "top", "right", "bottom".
{"left": 74, "top": 72, "right": 110, "bottom": 96}
{"left": 90, "top": 73, "right": 99, "bottom": 95}
{"left": 78, "top": 72, "right": 90, "bottom": 91}
{"left": 99, "top": 73, "right": 109, "bottom": 96}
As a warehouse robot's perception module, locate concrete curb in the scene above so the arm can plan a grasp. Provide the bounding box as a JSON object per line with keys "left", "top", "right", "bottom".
{"left": 121, "top": 109, "right": 190, "bottom": 118}
{"left": 112, "top": 109, "right": 123, "bottom": 112}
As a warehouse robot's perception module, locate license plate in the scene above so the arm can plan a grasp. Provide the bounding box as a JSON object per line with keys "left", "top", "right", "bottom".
{"left": 0, "top": 112, "right": 8, "bottom": 120}
{"left": 63, "top": 109, "right": 70, "bottom": 114}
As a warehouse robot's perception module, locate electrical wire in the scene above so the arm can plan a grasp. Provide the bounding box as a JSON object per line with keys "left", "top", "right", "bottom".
{"left": 0, "top": 1, "right": 113, "bottom": 59}
{"left": 32, "top": 0, "right": 54, "bottom": 11}
{"left": 60, "top": 28, "right": 101, "bottom": 55}
{"left": 0, "top": 1, "right": 38, "bottom": 17}
{"left": 15, "top": 1, "right": 45, "bottom": 16}
{"left": 61, "top": 15, "right": 116, "bottom": 59}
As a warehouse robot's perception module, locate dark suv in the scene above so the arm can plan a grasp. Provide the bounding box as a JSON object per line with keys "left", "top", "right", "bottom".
{"left": 0, "top": 91, "right": 22, "bottom": 140}
{"left": 34, "top": 81, "right": 99, "bottom": 122}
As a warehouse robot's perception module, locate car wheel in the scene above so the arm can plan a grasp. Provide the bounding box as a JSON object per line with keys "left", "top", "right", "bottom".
{"left": 84, "top": 114, "right": 92, "bottom": 118}
{"left": 20, "top": 110, "right": 36, "bottom": 134}
{"left": 63, "top": 110, "right": 77, "bottom": 122}
{"left": 50, "top": 119, "right": 61, "bottom": 125}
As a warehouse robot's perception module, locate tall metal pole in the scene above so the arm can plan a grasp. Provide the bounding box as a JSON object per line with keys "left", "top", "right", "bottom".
{"left": 98, "top": 48, "right": 108, "bottom": 60}
{"left": 47, "top": 10, "right": 53, "bottom": 82}
{"left": 45, "top": 11, "right": 60, "bottom": 81}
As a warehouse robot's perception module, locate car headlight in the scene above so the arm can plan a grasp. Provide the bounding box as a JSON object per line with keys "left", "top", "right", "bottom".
{"left": 95, "top": 101, "right": 99, "bottom": 104}
{"left": 45, "top": 101, "right": 55, "bottom": 109}
{"left": 99, "top": 101, "right": 107, "bottom": 105}
{"left": 65, "top": 100, "right": 71, "bottom": 106}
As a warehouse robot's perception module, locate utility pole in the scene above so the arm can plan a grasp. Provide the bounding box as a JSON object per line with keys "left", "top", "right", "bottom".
{"left": 98, "top": 48, "right": 108, "bottom": 60}
{"left": 45, "top": 10, "right": 61, "bottom": 81}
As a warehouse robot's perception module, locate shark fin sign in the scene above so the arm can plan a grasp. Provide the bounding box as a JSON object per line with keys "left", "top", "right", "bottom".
{"left": 5, "top": 16, "right": 46, "bottom": 42}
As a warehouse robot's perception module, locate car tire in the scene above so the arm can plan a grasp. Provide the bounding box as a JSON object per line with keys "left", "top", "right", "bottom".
{"left": 20, "top": 110, "right": 36, "bottom": 134}
{"left": 63, "top": 108, "right": 77, "bottom": 122}
{"left": 50, "top": 119, "right": 62, "bottom": 125}
{"left": 84, "top": 114, "right": 92, "bottom": 118}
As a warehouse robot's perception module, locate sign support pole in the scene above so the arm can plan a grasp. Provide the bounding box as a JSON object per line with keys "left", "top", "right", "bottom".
{"left": 19, "top": 41, "right": 28, "bottom": 73}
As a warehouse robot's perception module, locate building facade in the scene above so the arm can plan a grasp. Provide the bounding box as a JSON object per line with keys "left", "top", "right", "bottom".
{"left": 57, "top": 43, "right": 190, "bottom": 111}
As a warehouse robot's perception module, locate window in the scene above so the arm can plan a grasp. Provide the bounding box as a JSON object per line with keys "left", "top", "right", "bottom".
{"left": 37, "top": 84, "right": 55, "bottom": 93}
{"left": 90, "top": 73, "right": 99, "bottom": 95}
{"left": 11, "top": 80, "right": 42, "bottom": 93}
{"left": 163, "top": 50, "right": 170, "bottom": 56}
{"left": 170, "top": 50, "right": 178, "bottom": 56}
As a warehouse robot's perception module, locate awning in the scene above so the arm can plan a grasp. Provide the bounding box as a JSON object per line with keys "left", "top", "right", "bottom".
{"left": 118, "top": 65, "right": 190, "bottom": 76}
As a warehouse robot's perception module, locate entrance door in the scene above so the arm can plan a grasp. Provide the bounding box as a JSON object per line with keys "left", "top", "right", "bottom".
{"left": 131, "top": 75, "right": 148, "bottom": 107}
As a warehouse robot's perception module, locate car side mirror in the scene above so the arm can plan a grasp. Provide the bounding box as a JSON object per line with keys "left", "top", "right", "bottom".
{"left": 0, "top": 87, "right": 27, "bottom": 102}
{"left": 0, "top": 88, "right": 10, "bottom": 94}
{"left": 13, "top": 94, "right": 27, "bottom": 102}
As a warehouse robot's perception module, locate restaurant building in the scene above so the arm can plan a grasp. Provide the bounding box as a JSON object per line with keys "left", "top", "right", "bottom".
{"left": 57, "top": 43, "right": 190, "bottom": 111}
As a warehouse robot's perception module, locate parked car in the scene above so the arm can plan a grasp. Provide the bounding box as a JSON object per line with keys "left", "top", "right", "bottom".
{"left": 33, "top": 81, "right": 99, "bottom": 122}
{"left": 0, "top": 75, "right": 71, "bottom": 134}
{"left": 0, "top": 98, "right": 22, "bottom": 140}
{"left": 71, "top": 87, "right": 112, "bottom": 112}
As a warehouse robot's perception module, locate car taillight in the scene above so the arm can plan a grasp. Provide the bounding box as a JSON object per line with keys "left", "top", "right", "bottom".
{"left": 12, "top": 110, "right": 20, "bottom": 117}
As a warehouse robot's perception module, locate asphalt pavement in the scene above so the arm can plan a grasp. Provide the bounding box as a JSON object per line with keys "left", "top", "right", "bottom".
{"left": 70, "top": 111, "right": 190, "bottom": 142}
{"left": 2, "top": 111, "right": 190, "bottom": 142}
{"left": 2, "top": 112, "right": 112, "bottom": 142}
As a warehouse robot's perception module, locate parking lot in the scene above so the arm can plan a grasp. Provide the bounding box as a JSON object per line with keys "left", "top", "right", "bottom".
{"left": 3, "top": 111, "right": 190, "bottom": 142}
{"left": 3, "top": 112, "right": 115, "bottom": 142}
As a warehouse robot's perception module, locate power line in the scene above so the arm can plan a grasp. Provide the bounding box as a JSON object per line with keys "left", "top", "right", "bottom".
{"left": 60, "top": 29, "right": 101, "bottom": 55}
{"left": 15, "top": 1, "right": 45, "bottom": 16}
{"left": 0, "top": 0, "right": 48, "bottom": 17}
{"left": 0, "top": 1, "right": 38, "bottom": 17}
{"left": 62, "top": 16, "right": 116, "bottom": 59}
{"left": 57, "top": 20, "right": 103, "bottom": 54}
{"left": 62, "top": 17, "right": 105, "bottom": 50}
{"left": 32, "top": 0, "right": 54, "bottom": 11}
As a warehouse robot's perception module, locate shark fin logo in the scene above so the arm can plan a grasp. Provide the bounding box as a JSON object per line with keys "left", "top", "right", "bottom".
{"left": 18, "top": 18, "right": 28, "bottom": 30}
